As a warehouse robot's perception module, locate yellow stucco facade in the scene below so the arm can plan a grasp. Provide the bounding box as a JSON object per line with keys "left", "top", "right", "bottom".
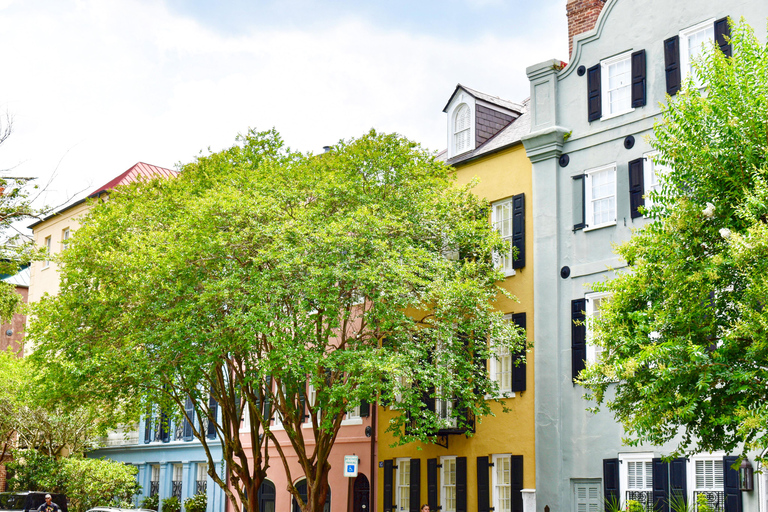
{"left": 377, "top": 142, "right": 535, "bottom": 512}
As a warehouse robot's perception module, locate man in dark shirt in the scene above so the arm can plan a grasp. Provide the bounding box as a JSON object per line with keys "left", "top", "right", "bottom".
{"left": 37, "top": 494, "right": 60, "bottom": 512}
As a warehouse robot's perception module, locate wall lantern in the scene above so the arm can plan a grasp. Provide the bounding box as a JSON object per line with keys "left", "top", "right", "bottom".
{"left": 739, "top": 457, "right": 754, "bottom": 491}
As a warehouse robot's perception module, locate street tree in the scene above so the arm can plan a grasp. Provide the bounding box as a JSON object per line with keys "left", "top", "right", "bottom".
{"left": 29, "top": 129, "right": 525, "bottom": 512}
{"left": 580, "top": 19, "right": 768, "bottom": 458}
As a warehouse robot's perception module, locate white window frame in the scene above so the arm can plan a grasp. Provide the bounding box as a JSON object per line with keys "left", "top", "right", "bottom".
{"left": 196, "top": 462, "right": 208, "bottom": 483}
{"left": 172, "top": 463, "right": 183, "bottom": 482}
{"left": 680, "top": 19, "right": 716, "bottom": 90}
{"left": 492, "top": 454, "right": 512, "bottom": 512}
{"left": 584, "top": 163, "right": 617, "bottom": 231}
{"left": 441, "top": 456, "right": 457, "bottom": 512}
{"left": 642, "top": 152, "right": 668, "bottom": 214}
{"left": 395, "top": 458, "right": 411, "bottom": 512}
{"left": 342, "top": 402, "right": 362, "bottom": 426}
{"left": 688, "top": 452, "right": 725, "bottom": 510}
{"left": 492, "top": 197, "right": 516, "bottom": 277}
{"left": 489, "top": 314, "right": 516, "bottom": 397}
{"left": 586, "top": 292, "right": 612, "bottom": 364}
{"left": 43, "top": 236, "right": 52, "bottom": 268}
{"left": 619, "top": 453, "right": 654, "bottom": 505}
{"left": 600, "top": 51, "right": 634, "bottom": 119}
{"left": 453, "top": 103, "right": 472, "bottom": 156}
{"left": 151, "top": 464, "right": 160, "bottom": 484}
{"left": 61, "top": 228, "right": 70, "bottom": 251}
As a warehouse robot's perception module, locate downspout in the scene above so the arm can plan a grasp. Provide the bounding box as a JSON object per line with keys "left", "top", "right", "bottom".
{"left": 370, "top": 402, "right": 377, "bottom": 511}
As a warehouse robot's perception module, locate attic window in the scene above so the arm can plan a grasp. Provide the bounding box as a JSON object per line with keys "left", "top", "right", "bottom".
{"left": 454, "top": 104, "right": 471, "bottom": 154}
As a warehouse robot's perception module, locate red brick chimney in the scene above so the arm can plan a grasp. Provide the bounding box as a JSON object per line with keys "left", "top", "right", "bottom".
{"left": 566, "top": 0, "right": 606, "bottom": 59}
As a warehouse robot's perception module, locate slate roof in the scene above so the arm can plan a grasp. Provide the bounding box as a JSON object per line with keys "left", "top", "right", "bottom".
{"left": 3, "top": 266, "right": 30, "bottom": 287}
{"left": 442, "top": 84, "right": 525, "bottom": 114}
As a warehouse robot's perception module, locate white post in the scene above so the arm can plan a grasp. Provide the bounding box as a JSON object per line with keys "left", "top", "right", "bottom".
{"left": 522, "top": 489, "right": 537, "bottom": 512}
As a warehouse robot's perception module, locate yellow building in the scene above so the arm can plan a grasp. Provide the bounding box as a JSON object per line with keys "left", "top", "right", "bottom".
{"left": 377, "top": 86, "right": 534, "bottom": 512}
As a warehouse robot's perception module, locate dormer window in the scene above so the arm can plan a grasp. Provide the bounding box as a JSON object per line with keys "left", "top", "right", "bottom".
{"left": 454, "top": 104, "right": 471, "bottom": 154}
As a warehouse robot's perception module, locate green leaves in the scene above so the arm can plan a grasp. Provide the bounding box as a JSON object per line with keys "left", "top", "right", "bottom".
{"left": 580, "top": 19, "right": 768, "bottom": 458}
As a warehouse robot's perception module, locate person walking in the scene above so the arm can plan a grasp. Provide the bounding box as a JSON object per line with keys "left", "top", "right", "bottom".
{"left": 37, "top": 494, "right": 60, "bottom": 512}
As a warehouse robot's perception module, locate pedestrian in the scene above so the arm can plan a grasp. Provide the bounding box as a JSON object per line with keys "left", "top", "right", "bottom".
{"left": 421, "top": 505, "right": 430, "bottom": 512}
{"left": 37, "top": 495, "right": 60, "bottom": 512}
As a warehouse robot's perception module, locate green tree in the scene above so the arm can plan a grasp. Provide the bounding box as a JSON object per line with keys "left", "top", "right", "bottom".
{"left": 0, "top": 348, "right": 24, "bottom": 465}
{"left": 580, "top": 20, "right": 768, "bottom": 457}
{"left": 59, "top": 457, "right": 141, "bottom": 512}
{"left": 29, "top": 129, "right": 525, "bottom": 512}
{"left": 5, "top": 449, "right": 66, "bottom": 492}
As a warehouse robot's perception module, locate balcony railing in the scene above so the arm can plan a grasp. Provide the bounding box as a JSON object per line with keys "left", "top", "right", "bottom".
{"left": 694, "top": 491, "right": 725, "bottom": 512}
{"left": 626, "top": 490, "right": 653, "bottom": 512}
{"left": 172, "top": 481, "right": 183, "bottom": 499}
{"left": 150, "top": 482, "right": 159, "bottom": 497}
{"left": 196, "top": 480, "right": 207, "bottom": 495}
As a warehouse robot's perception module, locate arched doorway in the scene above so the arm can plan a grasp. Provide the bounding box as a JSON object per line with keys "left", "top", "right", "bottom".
{"left": 353, "top": 474, "right": 370, "bottom": 512}
{"left": 257, "top": 480, "right": 275, "bottom": 512}
{"left": 292, "top": 479, "right": 331, "bottom": 512}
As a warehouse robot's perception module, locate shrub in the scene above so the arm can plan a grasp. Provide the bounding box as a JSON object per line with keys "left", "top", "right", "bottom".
{"left": 161, "top": 496, "right": 181, "bottom": 512}
{"left": 140, "top": 494, "right": 159, "bottom": 511}
{"left": 183, "top": 493, "right": 207, "bottom": 512}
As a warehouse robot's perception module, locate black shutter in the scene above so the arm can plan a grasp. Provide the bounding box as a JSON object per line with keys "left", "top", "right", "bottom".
{"left": 653, "top": 458, "right": 670, "bottom": 512}
{"left": 160, "top": 411, "right": 170, "bottom": 443}
{"left": 144, "top": 416, "right": 152, "bottom": 444}
{"left": 409, "top": 458, "right": 421, "bottom": 512}
{"left": 456, "top": 457, "right": 467, "bottom": 512}
{"left": 723, "top": 456, "right": 742, "bottom": 512}
{"left": 670, "top": 458, "right": 688, "bottom": 508}
{"left": 360, "top": 399, "right": 370, "bottom": 417}
{"left": 664, "top": 36, "right": 681, "bottom": 96}
{"left": 573, "top": 174, "right": 586, "bottom": 231}
{"left": 511, "top": 455, "right": 524, "bottom": 512}
{"left": 714, "top": 17, "right": 731, "bottom": 57}
{"left": 572, "top": 299, "right": 587, "bottom": 381}
{"left": 477, "top": 457, "right": 490, "bottom": 512}
{"left": 427, "top": 459, "right": 438, "bottom": 511}
{"left": 383, "top": 460, "right": 394, "bottom": 512}
{"left": 512, "top": 193, "right": 525, "bottom": 269}
{"left": 587, "top": 64, "right": 602, "bottom": 121}
{"left": 631, "top": 50, "right": 647, "bottom": 108}
{"left": 263, "top": 376, "right": 273, "bottom": 421}
{"left": 603, "top": 458, "right": 620, "bottom": 509}
{"left": 183, "top": 396, "right": 194, "bottom": 441}
{"left": 629, "top": 158, "right": 645, "bottom": 219}
{"left": 511, "top": 313, "right": 527, "bottom": 392}
{"left": 298, "top": 388, "right": 307, "bottom": 423}
{"left": 207, "top": 394, "right": 218, "bottom": 439}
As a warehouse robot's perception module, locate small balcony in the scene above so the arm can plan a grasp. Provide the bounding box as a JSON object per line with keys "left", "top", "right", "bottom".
{"left": 196, "top": 480, "right": 207, "bottom": 495}
{"left": 625, "top": 490, "right": 653, "bottom": 512}
{"left": 694, "top": 491, "right": 725, "bottom": 512}
{"left": 171, "top": 481, "right": 183, "bottom": 499}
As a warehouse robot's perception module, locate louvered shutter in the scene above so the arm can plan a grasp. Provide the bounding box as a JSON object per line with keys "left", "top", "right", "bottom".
{"left": 587, "top": 64, "right": 602, "bottom": 121}
{"left": 383, "top": 460, "right": 394, "bottom": 512}
{"left": 723, "top": 456, "right": 742, "bottom": 512}
{"left": 574, "top": 482, "right": 602, "bottom": 512}
{"left": 183, "top": 396, "right": 195, "bottom": 441}
{"left": 631, "top": 50, "right": 647, "bottom": 108}
{"left": 263, "top": 376, "right": 273, "bottom": 422}
{"left": 664, "top": 36, "right": 681, "bottom": 96}
{"left": 629, "top": 158, "right": 645, "bottom": 218}
{"left": 360, "top": 399, "right": 370, "bottom": 417}
{"left": 207, "top": 394, "right": 218, "bottom": 439}
{"left": 511, "top": 313, "right": 527, "bottom": 392}
{"left": 427, "top": 459, "right": 438, "bottom": 511}
{"left": 572, "top": 299, "right": 587, "bottom": 380}
{"left": 603, "top": 458, "right": 621, "bottom": 509}
{"left": 653, "top": 458, "right": 670, "bottom": 512}
{"left": 573, "top": 174, "right": 586, "bottom": 231}
{"left": 511, "top": 455, "right": 524, "bottom": 512}
{"left": 670, "top": 458, "right": 688, "bottom": 507}
{"left": 512, "top": 193, "right": 525, "bottom": 269}
{"left": 144, "top": 416, "right": 152, "bottom": 444}
{"left": 298, "top": 388, "right": 307, "bottom": 423}
{"left": 456, "top": 457, "right": 467, "bottom": 512}
{"left": 714, "top": 17, "right": 731, "bottom": 57}
{"left": 477, "top": 456, "right": 491, "bottom": 512}
{"left": 409, "top": 458, "right": 421, "bottom": 512}
{"left": 160, "top": 411, "right": 170, "bottom": 443}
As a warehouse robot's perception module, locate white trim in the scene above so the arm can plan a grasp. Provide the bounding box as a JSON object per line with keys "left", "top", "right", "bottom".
{"left": 687, "top": 452, "right": 726, "bottom": 507}
{"left": 441, "top": 455, "right": 458, "bottom": 512}
{"left": 642, "top": 152, "right": 666, "bottom": 214}
{"left": 492, "top": 454, "right": 512, "bottom": 512}
{"left": 395, "top": 458, "right": 411, "bottom": 512}
{"left": 446, "top": 92, "right": 476, "bottom": 158}
{"left": 679, "top": 19, "right": 716, "bottom": 89}
{"left": 600, "top": 51, "right": 634, "bottom": 119}
{"left": 492, "top": 197, "right": 517, "bottom": 277}
{"left": 583, "top": 163, "right": 617, "bottom": 231}
{"left": 585, "top": 292, "right": 612, "bottom": 364}
{"left": 618, "top": 453, "right": 654, "bottom": 501}
{"left": 43, "top": 235, "right": 52, "bottom": 268}
{"left": 488, "top": 313, "right": 517, "bottom": 397}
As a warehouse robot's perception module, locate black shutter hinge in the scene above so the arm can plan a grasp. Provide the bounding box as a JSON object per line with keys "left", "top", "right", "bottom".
{"left": 393, "top": 465, "right": 398, "bottom": 469}
{"left": 489, "top": 462, "right": 495, "bottom": 467}
{"left": 436, "top": 464, "right": 443, "bottom": 468}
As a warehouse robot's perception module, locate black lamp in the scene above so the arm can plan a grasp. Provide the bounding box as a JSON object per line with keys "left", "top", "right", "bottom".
{"left": 739, "top": 457, "right": 754, "bottom": 491}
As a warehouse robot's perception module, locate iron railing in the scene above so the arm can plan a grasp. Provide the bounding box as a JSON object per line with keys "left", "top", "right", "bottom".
{"left": 626, "top": 490, "right": 653, "bottom": 512}
{"left": 196, "top": 480, "right": 207, "bottom": 495}
{"left": 172, "top": 481, "right": 183, "bottom": 499}
{"left": 694, "top": 491, "right": 724, "bottom": 512}
{"left": 149, "top": 482, "right": 159, "bottom": 497}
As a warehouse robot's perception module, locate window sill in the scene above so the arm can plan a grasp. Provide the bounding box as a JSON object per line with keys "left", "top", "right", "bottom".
{"left": 341, "top": 418, "right": 363, "bottom": 426}
{"left": 485, "top": 392, "right": 516, "bottom": 400}
{"left": 600, "top": 107, "right": 634, "bottom": 121}
{"left": 583, "top": 221, "right": 616, "bottom": 232}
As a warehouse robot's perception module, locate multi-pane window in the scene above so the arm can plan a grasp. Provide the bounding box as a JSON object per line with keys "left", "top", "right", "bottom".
{"left": 693, "top": 458, "right": 725, "bottom": 512}
{"left": 601, "top": 52, "right": 632, "bottom": 117}
{"left": 680, "top": 20, "right": 715, "bottom": 89}
{"left": 43, "top": 236, "right": 52, "bottom": 268}
{"left": 441, "top": 457, "right": 457, "bottom": 512}
{"left": 196, "top": 463, "right": 208, "bottom": 494}
{"left": 492, "top": 454, "right": 512, "bottom": 512}
{"left": 395, "top": 459, "right": 411, "bottom": 512}
{"left": 61, "top": 228, "right": 70, "bottom": 251}
{"left": 586, "top": 292, "right": 611, "bottom": 364}
{"left": 490, "top": 314, "right": 514, "bottom": 395}
{"left": 623, "top": 458, "right": 653, "bottom": 512}
{"left": 492, "top": 198, "right": 515, "bottom": 276}
{"left": 150, "top": 465, "right": 160, "bottom": 496}
{"left": 454, "top": 104, "right": 471, "bottom": 155}
{"left": 643, "top": 153, "right": 669, "bottom": 213}
{"left": 435, "top": 390, "right": 456, "bottom": 428}
{"left": 585, "top": 164, "right": 617, "bottom": 230}
{"left": 172, "top": 464, "right": 183, "bottom": 498}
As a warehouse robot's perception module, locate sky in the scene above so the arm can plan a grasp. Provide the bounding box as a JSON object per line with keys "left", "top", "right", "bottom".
{"left": 0, "top": 0, "right": 568, "bottom": 210}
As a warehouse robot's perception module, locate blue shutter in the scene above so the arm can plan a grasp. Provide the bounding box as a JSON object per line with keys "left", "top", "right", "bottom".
{"left": 477, "top": 457, "right": 490, "bottom": 512}
{"left": 653, "top": 458, "right": 670, "bottom": 512}
{"left": 664, "top": 36, "right": 681, "bottom": 96}
{"left": 512, "top": 193, "right": 525, "bottom": 269}
{"left": 587, "top": 64, "right": 602, "bottom": 121}
{"left": 603, "top": 458, "right": 620, "bottom": 509}
{"left": 670, "top": 458, "right": 688, "bottom": 509}
{"left": 631, "top": 50, "right": 647, "bottom": 108}
{"left": 160, "top": 412, "right": 170, "bottom": 443}
{"left": 207, "top": 394, "right": 218, "bottom": 439}
{"left": 714, "top": 17, "right": 731, "bottom": 57}
{"left": 723, "top": 456, "right": 742, "bottom": 512}
{"left": 572, "top": 299, "right": 587, "bottom": 381}
{"left": 183, "top": 396, "right": 194, "bottom": 441}
{"left": 144, "top": 416, "right": 152, "bottom": 444}
{"left": 629, "top": 158, "right": 645, "bottom": 219}
{"left": 511, "top": 313, "right": 527, "bottom": 392}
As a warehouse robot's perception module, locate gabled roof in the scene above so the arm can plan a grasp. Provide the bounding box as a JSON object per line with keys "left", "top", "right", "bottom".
{"left": 29, "top": 162, "right": 177, "bottom": 229}
{"left": 442, "top": 84, "right": 524, "bottom": 114}
{"left": 89, "top": 162, "right": 177, "bottom": 198}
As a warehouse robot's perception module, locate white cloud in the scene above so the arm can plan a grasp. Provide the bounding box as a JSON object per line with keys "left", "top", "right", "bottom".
{"left": 0, "top": 0, "right": 566, "bottom": 209}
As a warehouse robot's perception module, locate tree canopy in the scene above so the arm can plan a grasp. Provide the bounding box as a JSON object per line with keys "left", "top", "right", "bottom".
{"left": 580, "top": 20, "right": 768, "bottom": 458}
{"left": 29, "top": 129, "right": 525, "bottom": 512}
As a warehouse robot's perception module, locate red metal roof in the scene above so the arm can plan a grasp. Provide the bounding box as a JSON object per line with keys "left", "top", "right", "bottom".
{"left": 89, "top": 162, "right": 177, "bottom": 197}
